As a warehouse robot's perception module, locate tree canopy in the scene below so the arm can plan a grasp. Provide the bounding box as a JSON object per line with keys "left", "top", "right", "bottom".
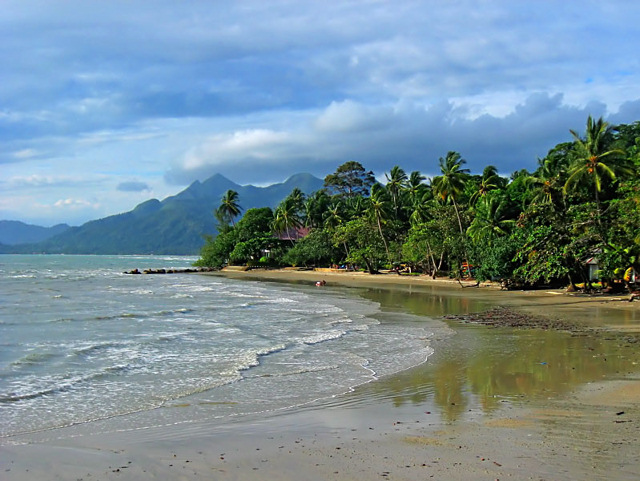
{"left": 197, "top": 117, "right": 640, "bottom": 289}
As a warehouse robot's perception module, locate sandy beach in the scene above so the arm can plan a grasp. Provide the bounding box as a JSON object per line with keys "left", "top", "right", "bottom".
{"left": 2, "top": 268, "right": 639, "bottom": 480}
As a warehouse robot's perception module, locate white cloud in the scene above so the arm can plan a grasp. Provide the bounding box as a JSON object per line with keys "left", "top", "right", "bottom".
{"left": 53, "top": 198, "right": 100, "bottom": 209}
{"left": 2, "top": 0, "right": 640, "bottom": 225}
{"left": 12, "top": 148, "right": 38, "bottom": 159}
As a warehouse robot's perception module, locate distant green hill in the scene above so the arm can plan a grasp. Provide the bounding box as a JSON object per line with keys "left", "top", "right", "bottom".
{"left": 0, "top": 221, "right": 70, "bottom": 245}
{"left": 1, "top": 173, "right": 324, "bottom": 255}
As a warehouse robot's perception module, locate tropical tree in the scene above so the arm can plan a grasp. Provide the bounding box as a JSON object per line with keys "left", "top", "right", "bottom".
{"left": 368, "top": 183, "right": 392, "bottom": 261}
{"left": 564, "top": 116, "right": 627, "bottom": 223}
{"left": 431, "top": 151, "right": 471, "bottom": 275}
{"left": 324, "top": 161, "right": 376, "bottom": 198}
{"left": 467, "top": 195, "right": 515, "bottom": 245}
{"left": 272, "top": 199, "right": 303, "bottom": 245}
{"left": 282, "top": 229, "right": 339, "bottom": 267}
{"left": 385, "top": 165, "right": 408, "bottom": 217}
{"left": 323, "top": 202, "right": 344, "bottom": 230}
{"left": 527, "top": 158, "right": 565, "bottom": 207}
{"left": 406, "top": 170, "right": 428, "bottom": 208}
{"left": 216, "top": 190, "right": 242, "bottom": 226}
{"left": 323, "top": 201, "right": 349, "bottom": 258}
{"left": 431, "top": 151, "right": 470, "bottom": 235}
{"left": 333, "top": 217, "right": 387, "bottom": 273}
{"left": 304, "top": 190, "right": 330, "bottom": 228}
{"left": 285, "top": 187, "right": 306, "bottom": 214}
{"left": 469, "top": 165, "right": 501, "bottom": 206}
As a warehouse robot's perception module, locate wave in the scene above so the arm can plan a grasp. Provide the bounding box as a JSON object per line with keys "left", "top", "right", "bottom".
{"left": 248, "top": 364, "right": 339, "bottom": 379}
{"left": 10, "top": 351, "right": 58, "bottom": 367}
{"left": 0, "top": 364, "right": 133, "bottom": 405}
{"left": 73, "top": 341, "right": 124, "bottom": 358}
{"left": 300, "top": 330, "right": 346, "bottom": 345}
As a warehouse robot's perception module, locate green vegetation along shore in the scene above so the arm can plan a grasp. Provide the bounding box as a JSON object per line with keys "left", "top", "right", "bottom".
{"left": 197, "top": 116, "right": 640, "bottom": 291}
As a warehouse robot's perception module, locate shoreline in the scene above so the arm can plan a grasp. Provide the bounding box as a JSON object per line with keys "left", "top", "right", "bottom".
{"left": 205, "top": 267, "right": 640, "bottom": 330}
{"left": 2, "top": 268, "right": 639, "bottom": 480}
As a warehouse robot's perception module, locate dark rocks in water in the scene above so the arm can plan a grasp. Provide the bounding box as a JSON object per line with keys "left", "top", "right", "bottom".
{"left": 443, "top": 306, "right": 579, "bottom": 331}
{"left": 124, "top": 267, "right": 217, "bottom": 275}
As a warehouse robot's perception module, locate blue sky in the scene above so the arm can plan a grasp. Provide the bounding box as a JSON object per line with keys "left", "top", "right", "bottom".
{"left": 2, "top": 0, "right": 640, "bottom": 226}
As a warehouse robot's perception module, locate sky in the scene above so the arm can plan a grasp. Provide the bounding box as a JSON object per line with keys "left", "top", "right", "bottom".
{"left": 2, "top": 1, "right": 640, "bottom": 226}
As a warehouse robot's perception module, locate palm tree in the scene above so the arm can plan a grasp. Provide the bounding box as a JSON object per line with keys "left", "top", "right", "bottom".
{"left": 564, "top": 115, "right": 627, "bottom": 223}
{"left": 323, "top": 202, "right": 344, "bottom": 230}
{"left": 304, "top": 190, "right": 330, "bottom": 228}
{"left": 344, "top": 195, "right": 367, "bottom": 218}
{"left": 467, "top": 196, "right": 515, "bottom": 245}
{"left": 323, "top": 202, "right": 349, "bottom": 258}
{"left": 431, "top": 151, "right": 472, "bottom": 277}
{"left": 470, "top": 165, "right": 501, "bottom": 206}
{"left": 368, "top": 184, "right": 391, "bottom": 260}
{"left": 286, "top": 187, "right": 306, "bottom": 213}
{"left": 385, "top": 165, "right": 408, "bottom": 218}
{"left": 431, "top": 151, "right": 470, "bottom": 235}
{"left": 406, "top": 171, "right": 427, "bottom": 204}
{"left": 272, "top": 199, "right": 302, "bottom": 246}
{"left": 216, "top": 190, "right": 242, "bottom": 226}
{"left": 527, "top": 158, "right": 564, "bottom": 207}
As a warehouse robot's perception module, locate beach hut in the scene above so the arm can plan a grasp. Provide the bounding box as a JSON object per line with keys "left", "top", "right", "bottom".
{"left": 585, "top": 256, "right": 599, "bottom": 281}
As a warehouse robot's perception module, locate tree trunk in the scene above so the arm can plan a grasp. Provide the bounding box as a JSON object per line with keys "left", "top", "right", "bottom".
{"left": 452, "top": 199, "right": 472, "bottom": 278}
{"left": 376, "top": 216, "right": 390, "bottom": 261}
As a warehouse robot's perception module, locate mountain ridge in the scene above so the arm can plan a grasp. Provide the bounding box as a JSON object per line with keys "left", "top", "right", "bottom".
{"left": 0, "top": 173, "right": 324, "bottom": 255}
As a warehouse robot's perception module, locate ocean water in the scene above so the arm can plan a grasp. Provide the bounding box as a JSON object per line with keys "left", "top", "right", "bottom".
{"left": 0, "top": 255, "right": 439, "bottom": 443}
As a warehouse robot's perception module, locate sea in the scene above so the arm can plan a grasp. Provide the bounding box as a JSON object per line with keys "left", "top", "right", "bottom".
{"left": 0, "top": 255, "right": 441, "bottom": 443}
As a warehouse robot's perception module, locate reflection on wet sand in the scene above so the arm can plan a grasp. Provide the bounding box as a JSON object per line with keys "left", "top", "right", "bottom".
{"left": 359, "top": 287, "right": 640, "bottom": 422}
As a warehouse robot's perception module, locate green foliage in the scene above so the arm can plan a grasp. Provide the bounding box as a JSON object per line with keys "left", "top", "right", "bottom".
{"left": 192, "top": 117, "right": 640, "bottom": 287}
{"left": 512, "top": 224, "right": 573, "bottom": 285}
{"left": 469, "top": 236, "right": 518, "bottom": 281}
{"left": 229, "top": 235, "right": 275, "bottom": 265}
{"left": 333, "top": 218, "right": 388, "bottom": 273}
{"left": 282, "top": 228, "right": 339, "bottom": 267}
{"left": 402, "top": 223, "right": 446, "bottom": 274}
{"left": 194, "top": 230, "right": 236, "bottom": 268}
{"left": 235, "top": 207, "right": 274, "bottom": 242}
{"left": 216, "top": 189, "right": 242, "bottom": 226}
{"left": 196, "top": 207, "right": 276, "bottom": 268}
{"left": 324, "top": 161, "right": 375, "bottom": 198}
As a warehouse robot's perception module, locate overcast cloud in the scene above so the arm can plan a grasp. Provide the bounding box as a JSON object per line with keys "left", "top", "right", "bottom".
{"left": 1, "top": 0, "right": 639, "bottom": 225}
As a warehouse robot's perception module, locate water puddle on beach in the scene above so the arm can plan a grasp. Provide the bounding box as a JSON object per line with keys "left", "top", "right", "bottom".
{"left": 327, "top": 285, "right": 640, "bottom": 425}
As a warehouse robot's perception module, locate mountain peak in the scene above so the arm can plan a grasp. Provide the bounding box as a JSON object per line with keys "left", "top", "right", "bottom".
{"left": 1, "top": 172, "right": 324, "bottom": 254}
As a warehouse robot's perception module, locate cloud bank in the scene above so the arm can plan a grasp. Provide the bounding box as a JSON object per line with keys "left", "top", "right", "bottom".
{"left": 1, "top": 0, "right": 639, "bottom": 224}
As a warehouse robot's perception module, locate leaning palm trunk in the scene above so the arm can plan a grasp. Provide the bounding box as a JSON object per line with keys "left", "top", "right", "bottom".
{"left": 452, "top": 199, "right": 472, "bottom": 279}
{"left": 425, "top": 239, "right": 440, "bottom": 279}
{"left": 376, "top": 216, "right": 391, "bottom": 262}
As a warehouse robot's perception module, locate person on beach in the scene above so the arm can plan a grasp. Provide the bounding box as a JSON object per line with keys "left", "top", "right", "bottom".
{"left": 316, "top": 280, "right": 326, "bottom": 286}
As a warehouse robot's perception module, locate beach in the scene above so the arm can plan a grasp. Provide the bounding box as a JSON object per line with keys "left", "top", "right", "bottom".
{"left": 2, "top": 268, "right": 639, "bottom": 480}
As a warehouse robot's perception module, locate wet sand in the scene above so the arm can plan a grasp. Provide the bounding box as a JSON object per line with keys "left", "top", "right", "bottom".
{"left": 2, "top": 268, "right": 639, "bottom": 480}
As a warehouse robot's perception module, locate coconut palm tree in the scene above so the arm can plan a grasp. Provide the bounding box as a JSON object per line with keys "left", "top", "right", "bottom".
{"left": 470, "top": 165, "right": 501, "bottom": 206}
{"left": 564, "top": 115, "right": 627, "bottom": 223}
{"left": 272, "top": 199, "right": 302, "bottom": 246}
{"left": 368, "top": 183, "right": 391, "bottom": 261}
{"left": 304, "top": 190, "right": 330, "bottom": 228}
{"left": 323, "top": 202, "right": 344, "bottom": 230}
{"left": 527, "top": 158, "right": 564, "bottom": 207}
{"left": 406, "top": 171, "right": 427, "bottom": 204}
{"left": 216, "top": 190, "right": 242, "bottom": 226}
{"left": 467, "top": 196, "right": 515, "bottom": 245}
{"left": 323, "top": 201, "right": 349, "bottom": 258}
{"left": 385, "top": 165, "right": 408, "bottom": 218}
{"left": 431, "top": 151, "right": 470, "bottom": 235}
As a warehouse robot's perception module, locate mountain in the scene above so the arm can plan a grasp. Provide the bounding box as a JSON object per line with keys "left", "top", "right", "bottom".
{"left": 0, "top": 221, "right": 70, "bottom": 245}
{"left": 1, "top": 173, "right": 324, "bottom": 255}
